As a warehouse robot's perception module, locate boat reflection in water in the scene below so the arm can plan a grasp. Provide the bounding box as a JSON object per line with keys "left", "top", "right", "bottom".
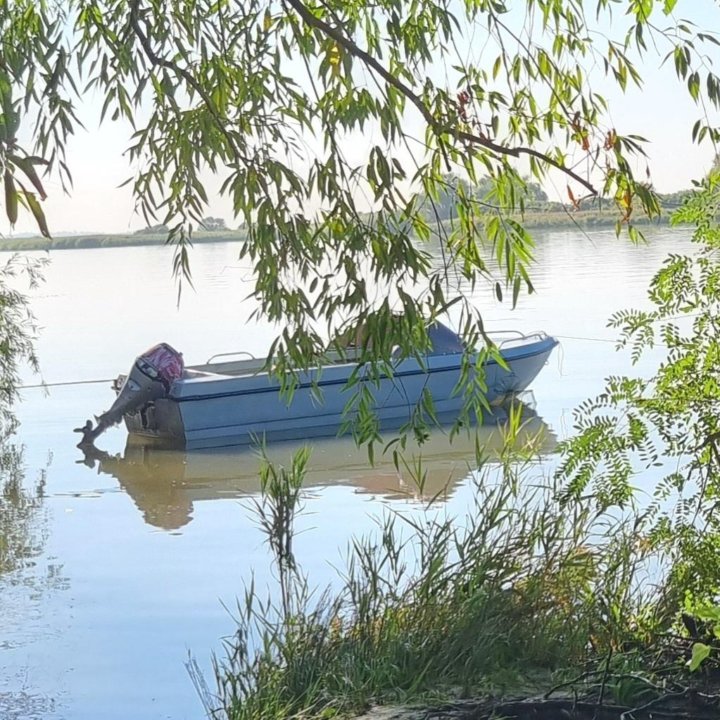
{"left": 77, "top": 400, "right": 556, "bottom": 531}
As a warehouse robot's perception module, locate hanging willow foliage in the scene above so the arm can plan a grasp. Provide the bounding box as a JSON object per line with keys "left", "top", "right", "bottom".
{"left": 1, "top": 0, "right": 718, "bottom": 438}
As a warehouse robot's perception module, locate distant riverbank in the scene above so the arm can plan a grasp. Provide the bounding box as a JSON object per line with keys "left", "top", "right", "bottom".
{"left": 0, "top": 230, "right": 247, "bottom": 252}
{"left": 518, "top": 208, "right": 672, "bottom": 230}
{"left": 0, "top": 209, "right": 673, "bottom": 252}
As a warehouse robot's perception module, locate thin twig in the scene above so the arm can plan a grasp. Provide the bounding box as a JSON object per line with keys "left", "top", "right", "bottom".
{"left": 543, "top": 668, "right": 603, "bottom": 700}
{"left": 619, "top": 689, "right": 688, "bottom": 720}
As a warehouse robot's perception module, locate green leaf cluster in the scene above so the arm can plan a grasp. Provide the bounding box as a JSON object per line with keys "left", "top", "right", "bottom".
{"left": 559, "top": 172, "right": 720, "bottom": 609}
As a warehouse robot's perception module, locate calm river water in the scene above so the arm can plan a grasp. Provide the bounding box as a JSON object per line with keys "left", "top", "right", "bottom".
{"left": 0, "top": 226, "right": 690, "bottom": 719}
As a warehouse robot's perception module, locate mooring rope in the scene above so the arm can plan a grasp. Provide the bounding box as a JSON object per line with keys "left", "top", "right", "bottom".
{"left": 554, "top": 334, "right": 617, "bottom": 344}
{"left": 18, "top": 378, "right": 114, "bottom": 390}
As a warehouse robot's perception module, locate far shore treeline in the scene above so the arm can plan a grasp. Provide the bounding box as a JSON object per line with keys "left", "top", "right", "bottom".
{"left": 0, "top": 187, "right": 691, "bottom": 253}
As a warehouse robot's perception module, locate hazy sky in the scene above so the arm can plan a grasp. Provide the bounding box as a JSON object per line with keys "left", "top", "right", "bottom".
{"left": 6, "top": 1, "right": 720, "bottom": 236}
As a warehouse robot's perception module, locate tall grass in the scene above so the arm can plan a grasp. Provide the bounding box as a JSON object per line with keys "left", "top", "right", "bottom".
{"left": 201, "top": 425, "right": 655, "bottom": 720}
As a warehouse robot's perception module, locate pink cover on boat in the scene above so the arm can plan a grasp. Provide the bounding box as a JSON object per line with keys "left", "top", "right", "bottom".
{"left": 140, "top": 343, "right": 184, "bottom": 385}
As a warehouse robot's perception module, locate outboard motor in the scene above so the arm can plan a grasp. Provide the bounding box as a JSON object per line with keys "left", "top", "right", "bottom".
{"left": 76, "top": 343, "right": 184, "bottom": 445}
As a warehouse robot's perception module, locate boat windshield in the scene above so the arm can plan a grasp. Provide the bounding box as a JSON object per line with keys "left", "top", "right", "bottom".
{"left": 333, "top": 318, "right": 465, "bottom": 356}
{"left": 426, "top": 321, "right": 465, "bottom": 355}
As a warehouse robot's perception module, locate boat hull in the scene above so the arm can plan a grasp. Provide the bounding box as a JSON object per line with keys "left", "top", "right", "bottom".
{"left": 122, "top": 337, "right": 557, "bottom": 448}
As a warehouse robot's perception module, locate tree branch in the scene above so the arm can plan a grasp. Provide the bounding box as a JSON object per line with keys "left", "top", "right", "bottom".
{"left": 283, "top": 0, "right": 598, "bottom": 196}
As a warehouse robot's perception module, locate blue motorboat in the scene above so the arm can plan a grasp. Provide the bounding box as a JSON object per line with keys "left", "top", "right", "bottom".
{"left": 82, "top": 322, "right": 558, "bottom": 448}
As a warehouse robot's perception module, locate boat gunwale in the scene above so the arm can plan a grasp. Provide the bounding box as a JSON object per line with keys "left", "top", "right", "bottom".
{"left": 169, "top": 336, "right": 558, "bottom": 404}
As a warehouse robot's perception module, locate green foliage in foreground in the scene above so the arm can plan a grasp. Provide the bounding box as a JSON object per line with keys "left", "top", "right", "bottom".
{"left": 559, "top": 173, "right": 720, "bottom": 606}
{"left": 0, "top": 255, "right": 42, "bottom": 439}
{"left": 199, "top": 426, "right": 656, "bottom": 720}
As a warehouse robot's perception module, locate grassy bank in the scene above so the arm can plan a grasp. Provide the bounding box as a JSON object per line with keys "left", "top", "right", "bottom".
{"left": 0, "top": 230, "right": 246, "bottom": 252}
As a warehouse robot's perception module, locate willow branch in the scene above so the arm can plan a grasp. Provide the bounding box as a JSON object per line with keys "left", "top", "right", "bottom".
{"left": 127, "top": 1, "right": 250, "bottom": 167}
{"left": 284, "top": 0, "right": 598, "bottom": 196}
